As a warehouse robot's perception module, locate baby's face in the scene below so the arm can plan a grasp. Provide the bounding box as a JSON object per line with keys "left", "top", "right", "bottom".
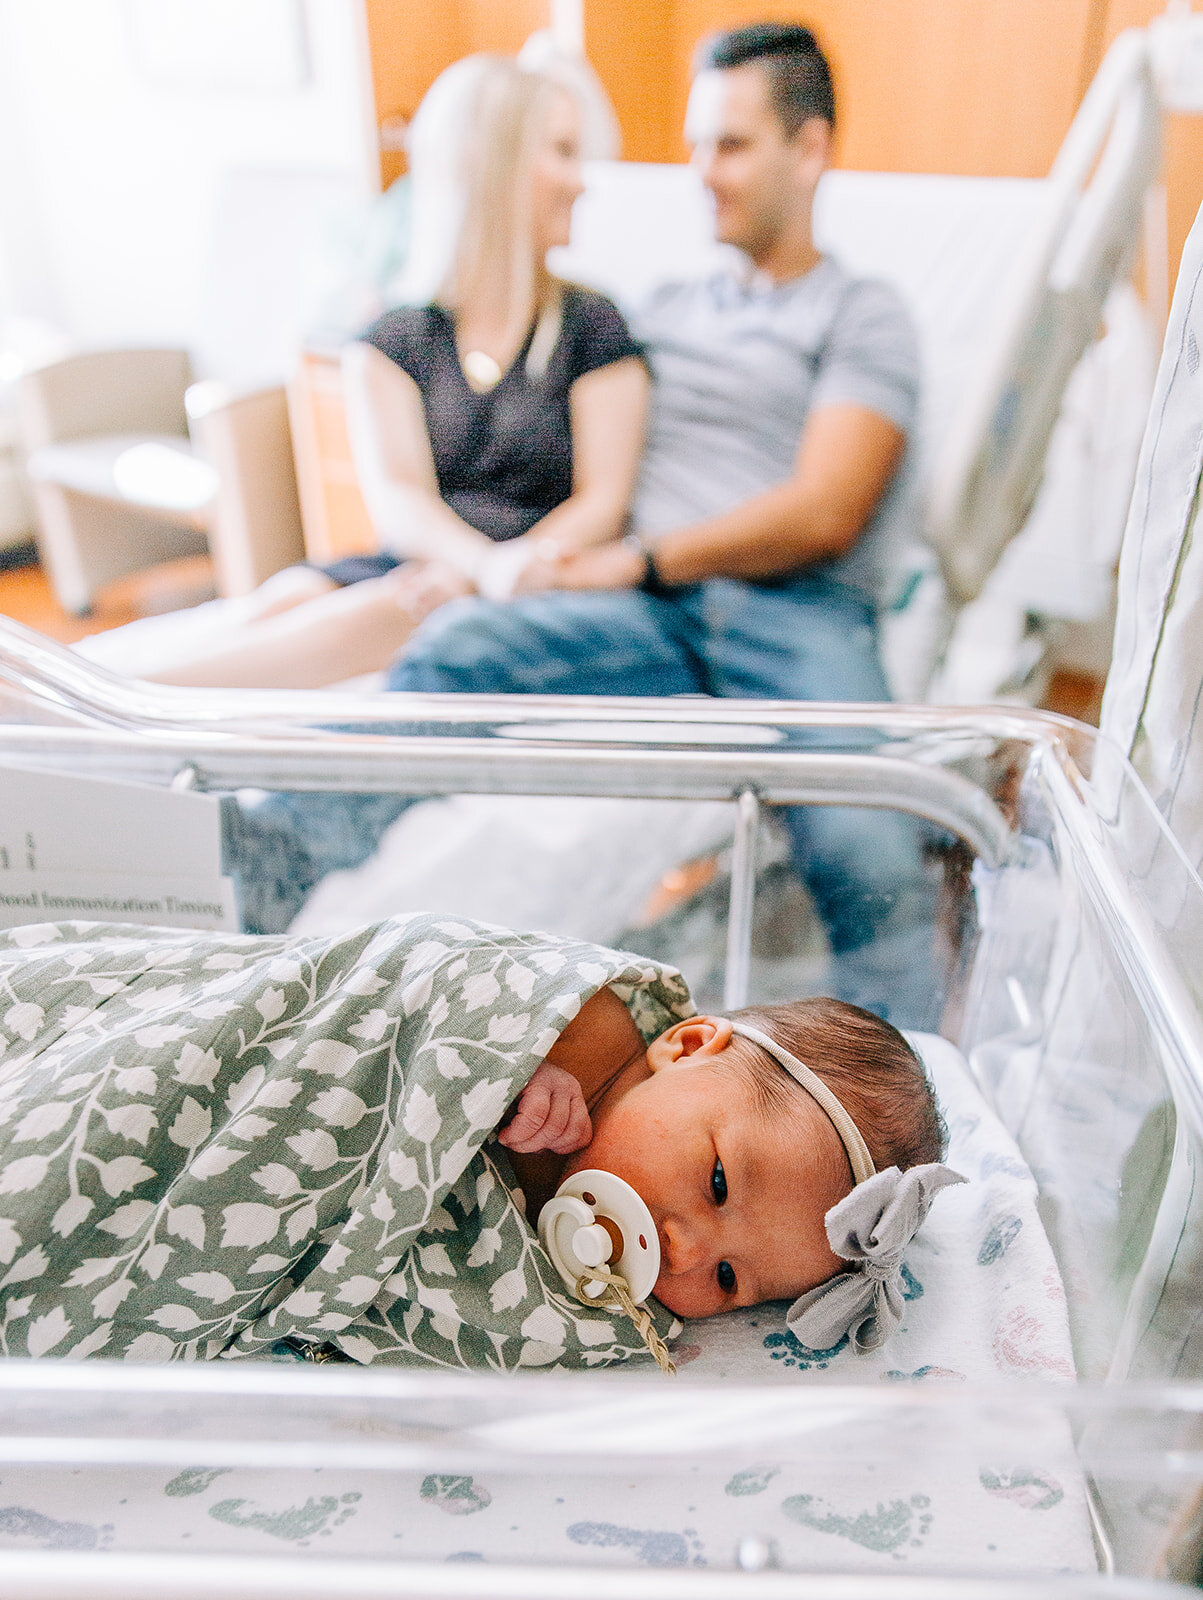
{"left": 562, "top": 1047, "right": 849, "bottom": 1319}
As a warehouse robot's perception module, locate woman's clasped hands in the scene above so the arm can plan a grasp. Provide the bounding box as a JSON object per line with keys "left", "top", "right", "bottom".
{"left": 389, "top": 534, "right": 639, "bottom": 626}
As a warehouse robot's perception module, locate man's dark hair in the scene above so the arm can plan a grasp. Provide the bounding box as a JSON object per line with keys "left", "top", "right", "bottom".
{"left": 694, "top": 21, "right": 835, "bottom": 135}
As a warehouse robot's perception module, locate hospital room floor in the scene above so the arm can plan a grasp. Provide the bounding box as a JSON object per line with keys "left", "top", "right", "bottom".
{"left": 0, "top": 550, "right": 1104, "bottom": 723}
{"left": 0, "top": 545, "right": 216, "bottom": 645}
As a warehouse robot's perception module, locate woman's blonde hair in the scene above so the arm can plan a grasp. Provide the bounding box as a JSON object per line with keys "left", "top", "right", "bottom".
{"left": 395, "top": 54, "right": 575, "bottom": 359}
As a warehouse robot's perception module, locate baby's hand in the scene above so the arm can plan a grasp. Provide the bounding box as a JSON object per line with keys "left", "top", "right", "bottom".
{"left": 497, "top": 1063, "right": 592, "bottom": 1155}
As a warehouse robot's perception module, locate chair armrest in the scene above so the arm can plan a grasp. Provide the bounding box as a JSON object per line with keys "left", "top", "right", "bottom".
{"left": 184, "top": 379, "right": 284, "bottom": 422}
{"left": 186, "top": 380, "right": 305, "bottom": 596}
{"left": 16, "top": 348, "right": 192, "bottom": 451}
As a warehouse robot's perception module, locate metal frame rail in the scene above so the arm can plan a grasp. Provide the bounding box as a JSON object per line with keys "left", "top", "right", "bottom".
{"left": 0, "top": 619, "right": 1039, "bottom": 1009}
{"left": 0, "top": 615, "right": 1171, "bottom": 1026}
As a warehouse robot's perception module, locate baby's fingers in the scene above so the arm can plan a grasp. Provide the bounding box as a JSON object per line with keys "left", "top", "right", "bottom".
{"left": 505, "top": 1085, "right": 574, "bottom": 1153}
{"left": 497, "top": 1080, "right": 552, "bottom": 1150}
{"left": 521, "top": 1079, "right": 590, "bottom": 1153}
{"left": 544, "top": 1096, "right": 592, "bottom": 1154}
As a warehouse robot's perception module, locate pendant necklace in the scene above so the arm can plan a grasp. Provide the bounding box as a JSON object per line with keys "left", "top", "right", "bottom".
{"left": 462, "top": 349, "right": 503, "bottom": 393}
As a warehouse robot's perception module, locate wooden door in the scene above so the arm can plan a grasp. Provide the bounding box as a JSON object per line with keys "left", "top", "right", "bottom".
{"left": 365, "top": 0, "right": 550, "bottom": 187}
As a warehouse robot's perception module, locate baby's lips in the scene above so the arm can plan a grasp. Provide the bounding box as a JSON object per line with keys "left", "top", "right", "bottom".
{"left": 651, "top": 1270, "right": 689, "bottom": 1319}
{"left": 653, "top": 1221, "right": 672, "bottom": 1273}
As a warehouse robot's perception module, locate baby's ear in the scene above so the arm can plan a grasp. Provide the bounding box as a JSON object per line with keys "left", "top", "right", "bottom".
{"left": 646, "top": 1015, "right": 734, "bottom": 1072}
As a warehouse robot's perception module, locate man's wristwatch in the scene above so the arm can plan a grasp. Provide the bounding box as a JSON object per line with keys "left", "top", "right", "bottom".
{"left": 622, "top": 533, "right": 674, "bottom": 598}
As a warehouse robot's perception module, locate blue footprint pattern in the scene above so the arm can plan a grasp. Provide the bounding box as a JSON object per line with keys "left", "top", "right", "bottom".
{"left": 0, "top": 1505, "right": 111, "bottom": 1551}
{"left": 780, "top": 1491, "right": 933, "bottom": 1556}
{"left": 567, "top": 1520, "right": 705, "bottom": 1566}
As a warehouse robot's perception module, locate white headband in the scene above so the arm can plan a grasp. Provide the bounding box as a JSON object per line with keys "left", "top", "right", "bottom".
{"left": 728, "top": 1020, "right": 876, "bottom": 1185}
{"left": 726, "top": 1018, "right": 966, "bottom": 1353}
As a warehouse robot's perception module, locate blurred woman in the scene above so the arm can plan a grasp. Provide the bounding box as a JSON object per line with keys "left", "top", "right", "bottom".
{"left": 138, "top": 53, "right": 647, "bottom": 687}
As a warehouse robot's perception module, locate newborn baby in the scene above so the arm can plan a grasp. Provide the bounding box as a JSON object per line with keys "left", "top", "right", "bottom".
{"left": 497, "top": 989, "right": 950, "bottom": 1324}
{"left": 0, "top": 914, "right": 955, "bottom": 1368}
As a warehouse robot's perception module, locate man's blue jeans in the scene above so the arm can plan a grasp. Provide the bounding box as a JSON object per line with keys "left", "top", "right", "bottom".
{"left": 230, "top": 577, "right": 936, "bottom": 1001}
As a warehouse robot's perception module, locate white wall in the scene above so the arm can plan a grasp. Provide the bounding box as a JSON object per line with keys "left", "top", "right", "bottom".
{"left": 0, "top": 0, "right": 378, "bottom": 375}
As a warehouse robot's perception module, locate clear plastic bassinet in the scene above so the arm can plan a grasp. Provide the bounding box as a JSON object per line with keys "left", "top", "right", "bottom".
{"left": 0, "top": 626, "right": 1200, "bottom": 1596}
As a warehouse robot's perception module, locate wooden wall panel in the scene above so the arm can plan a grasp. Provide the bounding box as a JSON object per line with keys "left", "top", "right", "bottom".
{"left": 590, "top": 0, "right": 1104, "bottom": 175}
{"left": 762, "top": 0, "right": 1098, "bottom": 176}
{"left": 463, "top": 0, "right": 549, "bottom": 55}
{"left": 583, "top": 0, "right": 677, "bottom": 162}
{"left": 1160, "top": 114, "right": 1203, "bottom": 297}
{"left": 363, "top": 0, "right": 550, "bottom": 187}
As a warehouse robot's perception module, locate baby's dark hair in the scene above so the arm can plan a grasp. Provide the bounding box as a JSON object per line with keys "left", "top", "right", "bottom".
{"left": 725, "top": 998, "right": 946, "bottom": 1174}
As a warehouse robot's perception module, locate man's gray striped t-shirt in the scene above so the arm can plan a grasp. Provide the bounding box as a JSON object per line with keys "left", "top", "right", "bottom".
{"left": 628, "top": 256, "right": 921, "bottom": 606}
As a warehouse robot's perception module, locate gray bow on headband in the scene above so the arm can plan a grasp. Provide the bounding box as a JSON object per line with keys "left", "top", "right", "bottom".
{"left": 787, "top": 1162, "right": 966, "bottom": 1354}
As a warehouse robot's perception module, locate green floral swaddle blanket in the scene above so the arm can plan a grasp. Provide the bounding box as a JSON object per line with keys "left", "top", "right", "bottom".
{"left": 0, "top": 914, "right": 692, "bottom": 1369}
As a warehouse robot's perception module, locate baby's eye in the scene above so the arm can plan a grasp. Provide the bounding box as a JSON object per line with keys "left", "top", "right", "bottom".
{"left": 710, "top": 1157, "right": 728, "bottom": 1205}
{"left": 717, "top": 1260, "right": 737, "bottom": 1294}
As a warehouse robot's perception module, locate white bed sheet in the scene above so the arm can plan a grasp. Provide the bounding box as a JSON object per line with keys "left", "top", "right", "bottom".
{"left": 291, "top": 793, "right": 740, "bottom": 950}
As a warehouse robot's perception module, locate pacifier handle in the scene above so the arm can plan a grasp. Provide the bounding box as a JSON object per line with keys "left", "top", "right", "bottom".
{"left": 537, "top": 1168, "right": 660, "bottom": 1306}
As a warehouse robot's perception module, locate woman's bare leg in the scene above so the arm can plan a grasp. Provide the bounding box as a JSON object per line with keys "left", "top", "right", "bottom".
{"left": 93, "top": 566, "right": 342, "bottom": 683}
{"left": 139, "top": 570, "right": 427, "bottom": 688}
{"left": 227, "top": 565, "right": 342, "bottom": 623}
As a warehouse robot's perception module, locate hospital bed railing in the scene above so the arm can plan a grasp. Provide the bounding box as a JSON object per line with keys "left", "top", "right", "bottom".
{"left": 926, "top": 27, "right": 1161, "bottom": 605}
{"left": 0, "top": 622, "right": 1202, "bottom": 1591}
{"left": 0, "top": 613, "right": 1076, "bottom": 1019}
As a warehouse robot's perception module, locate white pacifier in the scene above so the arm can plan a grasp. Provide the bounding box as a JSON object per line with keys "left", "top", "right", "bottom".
{"left": 537, "top": 1169, "right": 660, "bottom": 1306}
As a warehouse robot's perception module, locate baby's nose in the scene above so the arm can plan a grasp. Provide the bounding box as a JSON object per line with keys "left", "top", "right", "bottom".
{"left": 659, "top": 1217, "right": 707, "bottom": 1276}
